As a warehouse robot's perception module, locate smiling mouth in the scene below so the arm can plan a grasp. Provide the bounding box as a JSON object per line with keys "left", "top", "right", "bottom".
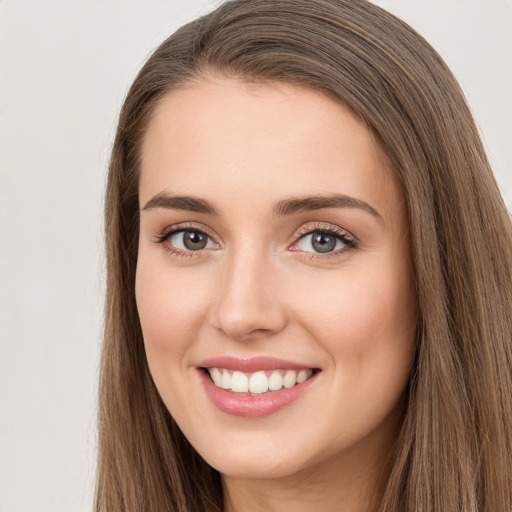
{"left": 203, "top": 367, "right": 316, "bottom": 395}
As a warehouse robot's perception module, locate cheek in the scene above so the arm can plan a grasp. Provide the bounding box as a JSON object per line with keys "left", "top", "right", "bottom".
{"left": 293, "top": 260, "right": 417, "bottom": 382}
{"left": 135, "top": 260, "right": 219, "bottom": 423}
{"left": 304, "top": 265, "right": 417, "bottom": 441}
{"left": 135, "top": 262, "right": 212, "bottom": 364}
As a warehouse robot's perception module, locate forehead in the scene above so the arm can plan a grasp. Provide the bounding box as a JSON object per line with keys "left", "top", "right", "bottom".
{"left": 139, "top": 78, "right": 403, "bottom": 224}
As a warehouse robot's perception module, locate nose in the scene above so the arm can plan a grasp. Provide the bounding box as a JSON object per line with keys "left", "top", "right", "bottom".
{"left": 209, "top": 247, "right": 287, "bottom": 341}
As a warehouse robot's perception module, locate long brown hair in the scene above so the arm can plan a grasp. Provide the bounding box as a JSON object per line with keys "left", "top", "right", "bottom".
{"left": 96, "top": 1, "right": 512, "bottom": 510}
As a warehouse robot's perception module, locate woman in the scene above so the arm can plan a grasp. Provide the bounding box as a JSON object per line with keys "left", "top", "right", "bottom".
{"left": 95, "top": 1, "right": 512, "bottom": 510}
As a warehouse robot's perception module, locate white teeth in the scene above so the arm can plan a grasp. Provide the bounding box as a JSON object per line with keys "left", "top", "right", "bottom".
{"left": 296, "top": 369, "right": 308, "bottom": 384}
{"left": 210, "top": 367, "right": 222, "bottom": 387}
{"left": 230, "top": 371, "right": 249, "bottom": 392}
{"left": 207, "top": 367, "right": 314, "bottom": 394}
{"left": 282, "top": 370, "right": 296, "bottom": 389}
{"left": 221, "top": 369, "right": 231, "bottom": 389}
{"left": 249, "top": 371, "right": 269, "bottom": 394}
{"left": 268, "top": 370, "right": 283, "bottom": 391}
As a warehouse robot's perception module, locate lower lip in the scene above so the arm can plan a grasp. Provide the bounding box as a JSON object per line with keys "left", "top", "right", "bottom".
{"left": 199, "top": 369, "right": 319, "bottom": 417}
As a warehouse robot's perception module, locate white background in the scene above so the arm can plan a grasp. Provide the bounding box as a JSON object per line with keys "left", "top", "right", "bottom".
{"left": 0, "top": 1, "right": 510, "bottom": 511}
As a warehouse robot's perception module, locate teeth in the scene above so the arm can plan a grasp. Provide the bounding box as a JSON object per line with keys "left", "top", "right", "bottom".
{"left": 249, "top": 371, "right": 269, "bottom": 394}
{"left": 296, "top": 369, "right": 308, "bottom": 384}
{"left": 282, "top": 370, "right": 296, "bottom": 389}
{"left": 207, "top": 368, "right": 314, "bottom": 394}
{"left": 231, "top": 371, "right": 249, "bottom": 392}
{"left": 210, "top": 367, "right": 222, "bottom": 387}
{"left": 221, "top": 370, "right": 231, "bottom": 389}
{"left": 268, "top": 370, "right": 283, "bottom": 391}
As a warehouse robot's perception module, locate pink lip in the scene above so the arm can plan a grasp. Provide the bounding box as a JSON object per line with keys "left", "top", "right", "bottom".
{"left": 197, "top": 357, "right": 320, "bottom": 418}
{"left": 198, "top": 355, "right": 311, "bottom": 373}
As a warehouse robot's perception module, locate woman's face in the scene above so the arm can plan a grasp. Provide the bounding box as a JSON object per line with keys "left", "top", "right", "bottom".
{"left": 136, "top": 78, "right": 417, "bottom": 481}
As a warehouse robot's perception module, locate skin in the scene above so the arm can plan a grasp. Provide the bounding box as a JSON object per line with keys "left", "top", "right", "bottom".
{"left": 136, "top": 77, "right": 418, "bottom": 512}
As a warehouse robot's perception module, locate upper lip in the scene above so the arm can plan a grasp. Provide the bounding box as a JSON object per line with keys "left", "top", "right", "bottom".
{"left": 198, "top": 356, "right": 316, "bottom": 373}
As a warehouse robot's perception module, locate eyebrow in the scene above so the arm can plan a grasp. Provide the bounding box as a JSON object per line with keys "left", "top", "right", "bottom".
{"left": 272, "top": 194, "right": 382, "bottom": 219}
{"left": 142, "top": 192, "right": 220, "bottom": 215}
{"left": 141, "top": 191, "right": 381, "bottom": 220}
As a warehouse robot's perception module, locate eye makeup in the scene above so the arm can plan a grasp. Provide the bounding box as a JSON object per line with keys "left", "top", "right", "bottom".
{"left": 151, "top": 222, "right": 219, "bottom": 258}
{"left": 151, "top": 220, "right": 358, "bottom": 260}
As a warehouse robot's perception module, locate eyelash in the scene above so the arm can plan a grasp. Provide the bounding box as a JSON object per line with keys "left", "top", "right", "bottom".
{"left": 153, "top": 222, "right": 217, "bottom": 259}
{"left": 292, "top": 223, "right": 357, "bottom": 259}
{"left": 153, "top": 222, "right": 358, "bottom": 260}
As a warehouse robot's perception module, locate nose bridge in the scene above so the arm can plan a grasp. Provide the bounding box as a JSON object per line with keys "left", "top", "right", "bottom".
{"left": 211, "top": 240, "right": 286, "bottom": 340}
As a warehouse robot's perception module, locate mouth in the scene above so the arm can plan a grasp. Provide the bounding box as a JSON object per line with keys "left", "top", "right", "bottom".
{"left": 202, "top": 367, "right": 316, "bottom": 395}
{"left": 197, "top": 356, "right": 321, "bottom": 417}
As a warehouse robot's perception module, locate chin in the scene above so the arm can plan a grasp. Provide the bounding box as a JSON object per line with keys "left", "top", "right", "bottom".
{"left": 210, "top": 455, "right": 304, "bottom": 480}
{"left": 196, "top": 436, "right": 311, "bottom": 480}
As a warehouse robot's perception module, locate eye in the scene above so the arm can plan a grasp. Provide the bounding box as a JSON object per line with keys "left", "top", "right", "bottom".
{"left": 168, "top": 230, "right": 216, "bottom": 251}
{"left": 153, "top": 224, "right": 219, "bottom": 255}
{"left": 296, "top": 231, "right": 345, "bottom": 253}
{"left": 291, "top": 226, "right": 357, "bottom": 255}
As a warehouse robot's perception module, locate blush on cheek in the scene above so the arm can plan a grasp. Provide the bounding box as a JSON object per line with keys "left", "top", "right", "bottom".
{"left": 310, "top": 276, "right": 415, "bottom": 367}
{"left": 136, "top": 267, "right": 214, "bottom": 358}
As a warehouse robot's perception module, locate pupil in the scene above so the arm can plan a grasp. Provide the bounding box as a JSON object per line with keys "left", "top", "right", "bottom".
{"left": 312, "top": 232, "right": 336, "bottom": 253}
{"left": 183, "top": 231, "right": 207, "bottom": 250}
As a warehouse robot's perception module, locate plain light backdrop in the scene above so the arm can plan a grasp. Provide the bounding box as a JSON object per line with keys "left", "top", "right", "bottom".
{"left": 0, "top": 1, "right": 510, "bottom": 511}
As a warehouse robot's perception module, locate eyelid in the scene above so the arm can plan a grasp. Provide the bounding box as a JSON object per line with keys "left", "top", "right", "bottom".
{"left": 293, "top": 222, "right": 356, "bottom": 241}
{"left": 293, "top": 221, "right": 354, "bottom": 238}
{"left": 156, "top": 222, "right": 217, "bottom": 241}
{"left": 152, "top": 222, "right": 220, "bottom": 255}
{"left": 289, "top": 222, "right": 358, "bottom": 256}
{"left": 152, "top": 220, "right": 357, "bottom": 258}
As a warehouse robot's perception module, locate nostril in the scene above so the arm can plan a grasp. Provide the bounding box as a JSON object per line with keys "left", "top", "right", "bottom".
{"left": 209, "top": 277, "right": 287, "bottom": 340}
{"left": 215, "top": 323, "right": 283, "bottom": 342}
